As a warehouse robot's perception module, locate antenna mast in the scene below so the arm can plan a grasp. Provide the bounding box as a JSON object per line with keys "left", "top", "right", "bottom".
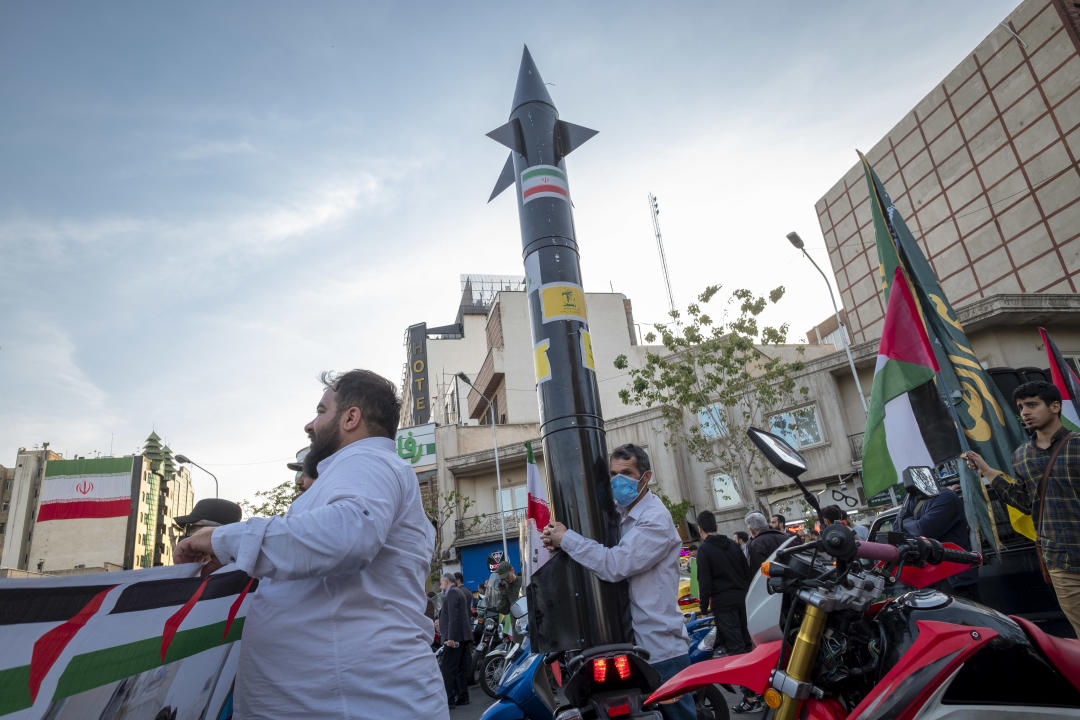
{"left": 648, "top": 193, "right": 676, "bottom": 315}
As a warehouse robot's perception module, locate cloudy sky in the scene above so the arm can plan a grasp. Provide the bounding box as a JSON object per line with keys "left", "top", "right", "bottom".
{"left": 0, "top": 1, "right": 1019, "bottom": 503}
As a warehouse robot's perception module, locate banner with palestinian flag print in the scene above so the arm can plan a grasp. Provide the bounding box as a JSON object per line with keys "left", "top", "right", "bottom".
{"left": 520, "top": 165, "right": 569, "bottom": 205}
{"left": 523, "top": 441, "right": 551, "bottom": 585}
{"left": 38, "top": 457, "right": 134, "bottom": 522}
{"left": 861, "top": 267, "right": 961, "bottom": 499}
{"left": 0, "top": 564, "right": 255, "bottom": 719}
{"left": 1040, "top": 327, "right": 1080, "bottom": 433}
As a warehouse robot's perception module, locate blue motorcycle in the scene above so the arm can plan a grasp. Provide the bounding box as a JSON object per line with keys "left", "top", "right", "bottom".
{"left": 479, "top": 635, "right": 557, "bottom": 720}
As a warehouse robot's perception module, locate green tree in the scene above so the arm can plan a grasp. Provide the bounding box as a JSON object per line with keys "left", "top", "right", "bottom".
{"left": 425, "top": 489, "right": 484, "bottom": 582}
{"left": 241, "top": 480, "right": 302, "bottom": 518}
{"left": 614, "top": 285, "right": 808, "bottom": 509}
{"left": 655, "top": 488, "right": 692, "bottom": 528}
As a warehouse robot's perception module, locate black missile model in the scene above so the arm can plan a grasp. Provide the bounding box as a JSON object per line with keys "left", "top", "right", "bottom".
{"left": 488, "top": 46, "right": 631, "bottom": 654}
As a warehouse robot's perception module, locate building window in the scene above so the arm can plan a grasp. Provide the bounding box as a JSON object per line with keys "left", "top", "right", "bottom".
{"left": 1066, "top": 355, "right": 1080, "bottom": 377}
{"left": 1, "top": 501, "right": 7, "bottom": 512}
{"left": 767, "top": 405, "right": 824, "bottom": 449}
{"left": 497, "top": 486, "right": 528, "bottom": 512}
{"left": 711, "top": 474, "right": 741, "bottom": 510}
{"left": 697, "top": 403, "right": 728, "bottom": 439}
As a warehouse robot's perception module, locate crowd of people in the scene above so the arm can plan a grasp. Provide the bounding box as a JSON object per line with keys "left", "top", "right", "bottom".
{"left": 166, "top": 368, "right": 1078, "bottom": 719}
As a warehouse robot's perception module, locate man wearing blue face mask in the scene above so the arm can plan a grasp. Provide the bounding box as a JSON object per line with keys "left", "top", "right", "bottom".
{"left": 542, "top": 444, "right": 694, "bottom": 720}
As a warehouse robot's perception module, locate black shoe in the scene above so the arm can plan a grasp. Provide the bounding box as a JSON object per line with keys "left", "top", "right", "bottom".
{"left": 455, "top": 696, "right": 470, "bottom": 706}
{"left": 731, "top": 697, "right": 763, "bottom": 714}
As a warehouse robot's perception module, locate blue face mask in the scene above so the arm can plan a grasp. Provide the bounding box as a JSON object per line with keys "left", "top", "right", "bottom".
{"left": 611, "top": 473, "right": 643, "bottom": 508}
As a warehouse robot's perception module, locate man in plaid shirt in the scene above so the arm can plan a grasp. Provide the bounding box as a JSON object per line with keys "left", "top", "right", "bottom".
{"left": 965, "top": 380, "right": 1080, "bottom": 637}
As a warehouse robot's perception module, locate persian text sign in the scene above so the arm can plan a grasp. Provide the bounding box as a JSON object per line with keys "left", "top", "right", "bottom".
{"left": 395, "top": 423, "right": 436, "bottom": 466}
{"left": 0, "top": 564, "right": 255, "bottom": 719}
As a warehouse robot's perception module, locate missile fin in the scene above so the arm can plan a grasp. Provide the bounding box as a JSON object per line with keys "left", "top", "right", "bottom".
{"left": 487, "top": 119, "right": 524, "bottom": 154}
{"left": 489, "top": 153, "right": 516, "bottom": 202}
{"left": 555, "top": 120, "right": 598, "bottom": 161}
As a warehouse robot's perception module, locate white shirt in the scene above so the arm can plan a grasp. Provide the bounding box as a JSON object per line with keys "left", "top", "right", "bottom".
{"left": 560, "top": 491, "right": 690, "bottom": 663}
{"left": 212, "top": 437, "right": 447, "bottom": 720}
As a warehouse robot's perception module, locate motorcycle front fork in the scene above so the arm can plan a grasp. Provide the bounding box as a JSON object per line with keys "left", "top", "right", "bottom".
{"left": 772, "top": 604, "right": 827, "bottom": 720}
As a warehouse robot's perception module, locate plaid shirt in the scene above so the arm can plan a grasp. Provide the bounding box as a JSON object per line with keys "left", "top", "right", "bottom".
{"left": 992, "top": 426, "right": 1080, "bottom": 571}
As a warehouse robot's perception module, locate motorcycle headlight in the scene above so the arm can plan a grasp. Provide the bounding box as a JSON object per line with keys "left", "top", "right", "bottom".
{"left": 501, "top": 654, "right": 532, "bottom": 687}
{"left": 515, "top": 616, "right": 529, "bottom": 636}
{"left": 484, "top": 618, "right": 495, "bottom": 631}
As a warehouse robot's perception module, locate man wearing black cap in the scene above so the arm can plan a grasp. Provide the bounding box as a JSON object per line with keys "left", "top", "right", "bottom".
{"left": 174, "top": 498, "right": 243, "bottom": 541}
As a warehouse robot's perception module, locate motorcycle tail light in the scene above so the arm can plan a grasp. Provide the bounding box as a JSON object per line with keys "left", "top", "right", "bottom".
{"left": 592, "top": 657, "right": 608, "bottom": 683}
{"left": 614, "top": 654, "right": 631, "bottom": 680}
{"left": 608, "top": 702, "right": 631, "bottom": 717}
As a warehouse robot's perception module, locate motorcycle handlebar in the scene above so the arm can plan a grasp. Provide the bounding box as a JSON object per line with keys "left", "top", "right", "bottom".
{"left": 854, "top": 537, "right": 982, "bottom": 567}
{"left": 938, "top": 546, "right": 983, "bottom": 567}
{"left": 855, "top": 540, "right": 899, "bottom": 563}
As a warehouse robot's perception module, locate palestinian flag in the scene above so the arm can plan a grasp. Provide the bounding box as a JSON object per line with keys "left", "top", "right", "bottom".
{"left": 521, "top": 165, "right": 569, "bottom": 205}
{"left": 860, "top": 152, "right": 1030, "bottom": 544}
{"left": 1040, "top": 327, "right": 1080, "bottom": 433}
{"left": 38, "top": 457, "right": 134, "bottom": 522}
{"left": 523, "top": 441, "right": 551, "bottom": 583}
{"left": 861, "top": 267, "right": 960, "bottom": 498}
{"left": 0, "top": 565, "right": 255, "bottom": 718}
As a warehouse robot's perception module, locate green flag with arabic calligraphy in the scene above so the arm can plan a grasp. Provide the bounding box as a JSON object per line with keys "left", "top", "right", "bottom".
{"left": 859, "top": 152, "right": 1033, "bottom": 548}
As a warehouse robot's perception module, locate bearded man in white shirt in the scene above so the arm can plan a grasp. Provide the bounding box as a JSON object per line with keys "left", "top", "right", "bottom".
{"left": 176, "top": 369, "right": 446, "bottom": 719}
{"left": 541, "top": 443, "right": 695, "bottom": 720}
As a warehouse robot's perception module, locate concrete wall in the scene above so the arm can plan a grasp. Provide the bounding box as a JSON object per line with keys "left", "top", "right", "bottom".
{"left": 816, "top": 0, "right": 1080, "bottom": 343}
{"left": 0, "top": 449, "right": 59, "bottom": 569}
{"left": 484, "top": 290, "right": 646, "bottom": 424}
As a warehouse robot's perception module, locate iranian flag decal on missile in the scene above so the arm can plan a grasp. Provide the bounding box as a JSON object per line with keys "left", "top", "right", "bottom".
{"left": 521, "top": 165, "right": 569, "bottom": 204}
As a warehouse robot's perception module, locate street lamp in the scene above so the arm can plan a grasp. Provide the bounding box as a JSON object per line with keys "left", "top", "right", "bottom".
{"left": 455, "top": 372, "right": 509, "bottom": 559}
{"left": 786, "top": 232, "right": 869, "bottom": 414}
{"left": 175, "top": 454, "right": 219, "bottom": 498}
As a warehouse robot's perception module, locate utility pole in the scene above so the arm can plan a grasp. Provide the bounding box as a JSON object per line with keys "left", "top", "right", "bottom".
{"left": 648, "top": 193, "right": 676, "bottom": 316}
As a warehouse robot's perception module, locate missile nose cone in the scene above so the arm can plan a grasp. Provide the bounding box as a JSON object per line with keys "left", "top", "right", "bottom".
{"left": 513, "top": 45, "right": 555, "bottom": 113}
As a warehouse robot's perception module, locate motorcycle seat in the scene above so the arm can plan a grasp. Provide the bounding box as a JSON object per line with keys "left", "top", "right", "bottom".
{"left": 1011, "top": 615, "right": 1080, "bottom": 693}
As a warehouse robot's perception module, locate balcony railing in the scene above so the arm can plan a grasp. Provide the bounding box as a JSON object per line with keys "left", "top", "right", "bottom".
{"left": 456, "top": 507, "right": 525, "bottom": 543}
{"left": 848, "top": 432, "right": 864, "bottom": 462}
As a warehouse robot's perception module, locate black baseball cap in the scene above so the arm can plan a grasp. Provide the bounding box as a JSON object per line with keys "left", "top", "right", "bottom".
{"left": 174, "top": 498, "right": 242, "bottom": 526}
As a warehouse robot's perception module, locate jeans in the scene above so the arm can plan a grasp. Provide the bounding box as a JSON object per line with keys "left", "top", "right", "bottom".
{"left": 650, "top": 653, "right": 697, "bottom": 720}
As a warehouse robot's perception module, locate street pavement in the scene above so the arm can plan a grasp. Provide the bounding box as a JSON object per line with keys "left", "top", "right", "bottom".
{"left": 450, "top": 696, "right": 489, "bottom": 720}
{"left": 448, "top": 683, "right": 766, "bottom": 719}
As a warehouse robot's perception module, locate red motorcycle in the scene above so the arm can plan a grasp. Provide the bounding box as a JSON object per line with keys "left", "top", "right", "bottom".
{"left": 647, "top": 428, "right": 1080, "bottom": 719}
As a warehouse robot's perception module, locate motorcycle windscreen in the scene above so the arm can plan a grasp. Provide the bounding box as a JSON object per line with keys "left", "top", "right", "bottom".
{"left": 745, "top": 536, "right": 796, "bottom": 645}
{"left": 896, "top": 542, "right": 975, "bottom": 588}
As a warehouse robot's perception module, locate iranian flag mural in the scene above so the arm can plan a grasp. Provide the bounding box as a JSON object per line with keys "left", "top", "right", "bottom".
{"left": 0, "top": 564, "right": 254, "bottom": 719}
{"left": 37, "top": 458, "right": 134, "bottom": 522}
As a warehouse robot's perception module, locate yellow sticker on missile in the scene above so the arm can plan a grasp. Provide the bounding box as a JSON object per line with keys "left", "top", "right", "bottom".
{"left": 541, "top": 283, "right": 587, "bottom": 323}
{"left": 534, "top": 339, "right": 551, "bottom": 384}
{"left": 581, "top": 330, "right": 596, "bottom": 371}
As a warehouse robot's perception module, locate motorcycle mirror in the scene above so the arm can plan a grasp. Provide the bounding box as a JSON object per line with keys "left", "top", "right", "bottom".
{"left": 747, "top": 427, "right": 808, "bottom": 479}
{"left": 747, "top": 427, "right": 823, "bottom": 520}
{"left": 902, "top": 466, "right": 940, "bottom": 497}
